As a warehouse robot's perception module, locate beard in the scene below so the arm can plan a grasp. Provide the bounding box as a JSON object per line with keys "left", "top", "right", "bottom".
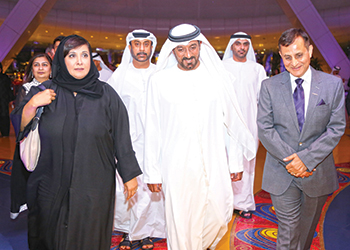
{"left": 178, "top": 56, "right": 199, "bottom": 70}
{"left": 131, "top": 49, "right": 151, "bottom": 63}
{"left": 234, "top": 49, "right": 248, "bottom": 59}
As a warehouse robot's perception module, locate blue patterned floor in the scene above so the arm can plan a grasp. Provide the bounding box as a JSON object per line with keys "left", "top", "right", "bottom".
{"left": 323, "top": 183, "right": 350, "bottom": 249}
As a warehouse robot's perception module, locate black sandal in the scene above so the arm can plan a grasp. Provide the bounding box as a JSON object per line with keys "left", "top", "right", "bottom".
{"left": 234, "top": 209, "right": 253, "bottom": 219}
{"left": 119, "top": 233, "right": 132, "bottom": 250}
{"left": 141, "top": 237, "right": 154, "bottom": 250}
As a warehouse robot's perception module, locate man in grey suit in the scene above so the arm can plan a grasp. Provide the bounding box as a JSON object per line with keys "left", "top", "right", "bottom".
{"left": 257, "top": 28, "right": 346, "bottom": 250}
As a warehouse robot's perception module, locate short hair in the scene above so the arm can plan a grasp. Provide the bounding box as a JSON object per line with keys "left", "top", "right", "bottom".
{"left": 278, "top": 28, "right": 310, "bottom": 50}
{"left": 53, "top": 35, "right": 65, "bottom": 45}
{"left": 63, "top": 35, "right": 92, "bottom": 58}
{"left": 24, "top": 53, "right": 52, "bottom": 83}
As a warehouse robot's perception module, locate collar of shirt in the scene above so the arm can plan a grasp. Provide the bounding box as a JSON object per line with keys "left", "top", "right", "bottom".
{"left": 290, "top": 66, "right": 312, "bottom": 117}
{"left": 23, "top": 78, "right": 41, "bottom": 94}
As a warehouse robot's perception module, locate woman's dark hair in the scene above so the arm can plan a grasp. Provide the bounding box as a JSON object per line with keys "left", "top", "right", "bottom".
{"left": 63, "top": 35, "right": 92, "bottom": 58}
{"left": 24, "top": 53, "right": 52, "bottom": 83}
{"left": 278, "top": 28, "right": 310, "bottom": 50}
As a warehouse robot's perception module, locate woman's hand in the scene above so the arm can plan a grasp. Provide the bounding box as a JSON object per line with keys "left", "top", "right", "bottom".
{"left": 21, "top": 89, "right": 56, "bottom": 131}
{"left": 29, "top": 89, "right": 56, "bottom": 108}
{"left": 124, "top": 177, "right": 138, "bottom": 201}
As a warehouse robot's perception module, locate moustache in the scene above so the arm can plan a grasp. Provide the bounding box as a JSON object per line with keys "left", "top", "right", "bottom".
{"left": 137, "top": 52, "right": 148, "bottom": 56}
{"left": 182, "top": 56, "right": 195, "bottom": 61}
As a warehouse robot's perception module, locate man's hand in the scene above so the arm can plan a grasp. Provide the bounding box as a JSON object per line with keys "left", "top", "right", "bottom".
{"left": 147, "top": 183, "right": 162, "bottom": 192}
{"left": 231, "top": 172, "right": 243, "bottom": 182}
{"left": 284, "top": 153, "right": 315, "bottom": 178}
{"left": 298, "top": 169, "right": 316, "bottom": 178}
{"left": 124, "top": 177, "right": 138, "bottom": 201}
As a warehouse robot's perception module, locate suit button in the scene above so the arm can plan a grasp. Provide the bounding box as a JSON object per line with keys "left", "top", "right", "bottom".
{"left": 299, "top": 142, "right": 303, "bottom": 146}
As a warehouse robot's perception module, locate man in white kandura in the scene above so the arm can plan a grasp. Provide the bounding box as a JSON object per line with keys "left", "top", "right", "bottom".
{"left": 108, "top": 29, "right": 165, "bottom": 250}
{"left": 144, "top": 23, "right": 256, "bottom": 250}
{"left": 92, "top": 53, "right": 113, "bottom": 82}
{"left": 222, "top": 32, "right": 267, "bottom": 219}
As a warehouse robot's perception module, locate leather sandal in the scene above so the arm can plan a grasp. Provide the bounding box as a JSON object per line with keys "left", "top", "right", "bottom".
{"left": 141, "top": 237, "right": 154, "bottom": 250}
{"left": 234, "top": 209, "right": 253, "bottom": 219}
{"left": 119, "top": 233, "right": 132, "bottom": 250}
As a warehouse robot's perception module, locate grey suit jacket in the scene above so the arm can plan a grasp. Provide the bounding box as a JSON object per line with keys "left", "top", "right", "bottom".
{"left": 257, "top": 67, "right": 346, "bottom": 197}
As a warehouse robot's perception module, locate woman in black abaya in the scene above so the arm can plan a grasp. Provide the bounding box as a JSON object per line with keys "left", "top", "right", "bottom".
{"left": 10, "top": 53, "right": 52, "bottom": 220}
{"left": 12, "top": 35, "right": 142, "bottom": 250}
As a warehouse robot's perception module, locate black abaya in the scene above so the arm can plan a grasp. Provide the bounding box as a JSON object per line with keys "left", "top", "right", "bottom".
{"left": 12, "top": 80, "right": 141, "bottom": 249}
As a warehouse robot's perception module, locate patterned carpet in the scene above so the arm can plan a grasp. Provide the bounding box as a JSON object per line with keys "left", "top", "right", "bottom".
{"left": 231, "top": 162, "right": 350, "bottom": 250}
{"left": 110, "top": 162, "right": 350, "bottom": 250}
{"left": 1, "top": 160, "right": 349, "bottom": 249}
{"left": 110, "top": 232, "right": 167, "bottom": 250}
{"left": 0, "top": 159, "right": 12, "bottom": 176}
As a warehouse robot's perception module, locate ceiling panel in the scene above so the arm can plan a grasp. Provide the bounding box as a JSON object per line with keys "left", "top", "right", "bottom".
{"left": 0, "top": 0, "right": 349, "bottom": 53}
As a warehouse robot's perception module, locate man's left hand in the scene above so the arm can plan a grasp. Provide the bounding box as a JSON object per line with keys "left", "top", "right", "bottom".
{"left": 231, "top": 172, "right": 243, "bottom": 182}
{"left": 284, "top": 153, "right": 310, "bottom": 177}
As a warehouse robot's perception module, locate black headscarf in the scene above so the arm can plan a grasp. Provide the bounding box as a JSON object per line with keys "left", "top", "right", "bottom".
{"left": 51, "top": 35, "right": 103, "bottom": 98}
